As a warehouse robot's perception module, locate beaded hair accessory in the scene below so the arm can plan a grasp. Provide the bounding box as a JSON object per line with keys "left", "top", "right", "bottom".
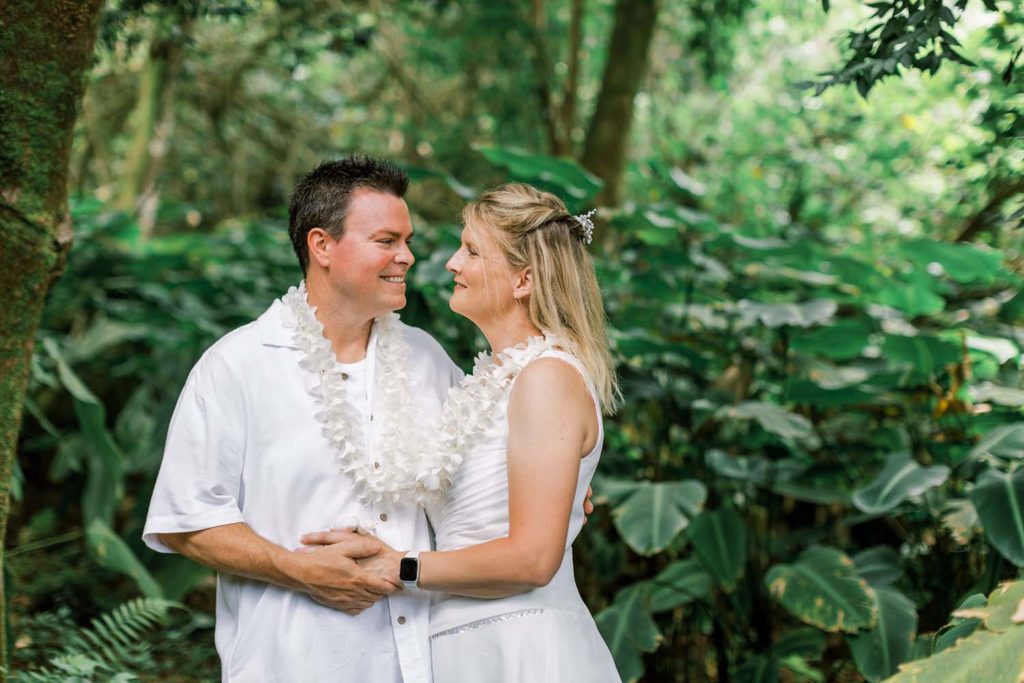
{"left": 574, "top": 210, "right": 596, "bottom": 245}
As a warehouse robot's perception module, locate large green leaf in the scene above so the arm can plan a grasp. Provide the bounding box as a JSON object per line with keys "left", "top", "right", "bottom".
{"left": 875, "top": 277, "right": 946, "bottom": 317}
{"left": 852, "top": 454, "right": 950, "bottom": 515}
{"left": 477, "top": 147, "right": 602, "bottom": 202}
{"left": 970, "top": 425, "right": 1024, "bottom": 460}
{"left": 897, "top": 239, "right": 1004, "bottom": 284}
{"left": 765, "top": 545, "right": 877, "bottom": 633}
{"left": 881, "top": 334, "right": 961, "bottom": 378}
{"left": 934, "top": 593, "right": 986, "bottom": 653}
{"left": 595, "top": 585, "right": 661, "bottom": 683}
{"left": 847, "top": 586, "right": 917, "bottom": 682}
{"left": 647, "top": 558, "right": 713, "bottom": 612}
{"left": 400, "top": 164, "right": 477, "bottom": 199}
{"left": 720, "top": 402, "right": 817, "bottom": 443}
{"left": 953, "top": 581, "right": 1024, "bottom": 633}
{"left": 611, "top": 480, "right": 707, "bottom": 555}
{"left": 883, "top": 620, "right": 1024, "bottom": 683}
{"left": 772, "top": 463, "right": 854, "bottom": 505}
{"left": 785, "top": 379, "right": 877, "bottom": 407}
{"left": 43, "top": 338, "right": 125, "bottom": 526}
{"left": 774, "top": 628, "right": 827, "bottom": 659}
{"left": 735, "top": 655, "right": 779, "bottom": 683}
{"left": 705, "top": 450, "right": 772, "bottom": 486}
{"left": 687, "top": 507, "right": 747, "bottom": 591}
{"left": 737, "top": 299, "right": 838, "bottom": 328}
{"left": 789, "top": 320, "right": 873, "bottom": 360}
{"left": 853, "top": 546, "right": 903, "bottom": 586}
{"left": 970, "top": 469, "right": 1024, "bottom": 567}
{"left": 86, "top": 520, "right": 164, "bottom": 599}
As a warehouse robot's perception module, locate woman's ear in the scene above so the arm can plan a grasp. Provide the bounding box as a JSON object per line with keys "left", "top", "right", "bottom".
{"left": 307, "top": 228, "right": 331, "bottom": 268}
{"left": 512, "top": 266, "right": 532, "bottom": 301}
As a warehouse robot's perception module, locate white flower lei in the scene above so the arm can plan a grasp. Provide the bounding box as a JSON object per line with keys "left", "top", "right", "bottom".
{"left": 283, "top": 281, "right": 459, "bottom": 506}
{"left": 432, "top": 333, "right": 568, "bottom": 492}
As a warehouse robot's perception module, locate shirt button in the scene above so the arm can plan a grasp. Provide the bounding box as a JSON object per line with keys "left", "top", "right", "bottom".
{"left": 374, "top": 462, "right": 381, "bottom": 469}
{"left": 379, "top": 513, "right": 388, "bottom": 522}
{"left": 397, "top": 616, "right": 406, "bottom": 625}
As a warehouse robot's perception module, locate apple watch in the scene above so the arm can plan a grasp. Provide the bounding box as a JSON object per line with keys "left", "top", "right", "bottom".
{"left": 399, "top": 553, "right": 420, "bottom": 586}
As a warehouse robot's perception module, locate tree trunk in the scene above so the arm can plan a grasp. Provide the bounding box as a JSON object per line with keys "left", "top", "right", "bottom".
{"left": 557, "top": 0, "right": 585, "bottom": 156}
{"left": 113, "top": 34, "right": 185, "bottom": 224}
{"left": 0, "top": 1, "right": 104, "bottom": 674}
{"left": 581, "top": 0, "right": 659, "bottom": 209}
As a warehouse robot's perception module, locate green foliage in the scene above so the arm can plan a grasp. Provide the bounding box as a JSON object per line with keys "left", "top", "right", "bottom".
{"left": 765, "top": 546, "right": 878, "bottom": 633}
{"left": 11, "top": 598, "right": 176, "bottom": 682}
{"left": 816, "top": 0, "right": 1015, "bottom": 96}
{"left": 882, "top": 580, "right": 1024, "bottom": 682}
{"left": 11, "top": 0, "right": 1023, "bottom": 680}
{"left": 970, "top": 469, "right": 1024, "bottom": 566}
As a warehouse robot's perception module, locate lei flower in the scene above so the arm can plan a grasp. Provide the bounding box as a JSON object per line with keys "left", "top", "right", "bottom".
{"left": 283, "top": 281, "right": 460, "bottom": 505}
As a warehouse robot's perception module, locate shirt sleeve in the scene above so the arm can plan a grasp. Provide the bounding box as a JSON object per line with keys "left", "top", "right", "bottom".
{"left": 142, "top": 355, "right": 246, "bottom": 553}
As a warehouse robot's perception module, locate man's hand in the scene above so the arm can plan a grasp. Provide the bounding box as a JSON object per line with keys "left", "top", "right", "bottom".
{"left": 583, "top": 485, "right": 595, "bottom": 523}
{"left": 300, "top": 529, "right": 405, "bottom": 592}
{"left": 293, "top": 530, "right": 400, "bottom": 615}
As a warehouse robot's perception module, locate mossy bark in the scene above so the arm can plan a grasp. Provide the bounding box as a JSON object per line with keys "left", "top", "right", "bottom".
{"left": 0, "top": 1, "right": 104, "bottom": 674}
{"left": 581, "top": 0, "right": 659, "bottom": 211}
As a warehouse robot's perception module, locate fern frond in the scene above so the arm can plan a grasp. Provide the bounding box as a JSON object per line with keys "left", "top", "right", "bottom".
{"left": 12, "top": 598, "right": 178, "bottom": 682}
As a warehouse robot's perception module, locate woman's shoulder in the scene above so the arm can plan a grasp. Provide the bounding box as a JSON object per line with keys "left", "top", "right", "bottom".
{"left": 512, "top": 355, "right": 592, "bottom": 408}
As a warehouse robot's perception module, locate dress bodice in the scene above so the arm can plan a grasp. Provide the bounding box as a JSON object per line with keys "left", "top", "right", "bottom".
{"left": 427, "top": 349, "right": 603, "bottom": 552}
{"left": 425, "top": 348, "right": 605, "bottom": 635}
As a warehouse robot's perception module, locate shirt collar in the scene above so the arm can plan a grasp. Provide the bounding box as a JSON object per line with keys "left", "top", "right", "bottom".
{"left": 256, "top": 298, "right": 299, "bottom": 348}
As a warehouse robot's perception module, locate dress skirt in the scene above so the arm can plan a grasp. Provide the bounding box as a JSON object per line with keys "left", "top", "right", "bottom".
{"left": 430, "top": 606, "right": 622, "bottom": 683}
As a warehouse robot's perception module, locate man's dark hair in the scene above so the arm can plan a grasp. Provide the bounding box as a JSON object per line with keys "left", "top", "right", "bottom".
{"left": 288, "top": 155, "right": 409, "bottom": 272}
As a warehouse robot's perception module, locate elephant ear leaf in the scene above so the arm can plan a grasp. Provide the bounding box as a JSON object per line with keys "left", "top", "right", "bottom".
{"left": 765, "top": 545, "right": 877, "bottom": 633}
{"left": 595, "top": 585, "right": 661, "bottom": 683}
{"left": 846, "top": 586, "right": 917, "bottom": 682}
{"left": 610, "top": 480, "right": 707, "bottom": 556}
{"left": 852, "top": 454, "right": 950, "bottom": 515}
{"left": 687, "top": 507, "right": 748, "bottom": 591}
{"left": 970, "top": 469, "right": 1024, "bottom": 567}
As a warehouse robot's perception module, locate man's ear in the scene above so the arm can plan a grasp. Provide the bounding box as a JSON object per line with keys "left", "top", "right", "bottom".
{"left": 512, "top": 266, "right": 532, "bottom": 301}
{"left": 307, "top": 228, "right": 332, "bottom": 268}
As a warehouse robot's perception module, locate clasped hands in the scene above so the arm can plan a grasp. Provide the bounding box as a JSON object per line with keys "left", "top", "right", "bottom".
{"left": 294, "top": 486, "right": 595, "bottom": 615}
{"left": 295, "top": 526, "right": 405, "bottom": 616}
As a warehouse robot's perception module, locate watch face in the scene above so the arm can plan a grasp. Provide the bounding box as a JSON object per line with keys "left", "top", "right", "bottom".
{"left": 399, "top": 557, "right": 418, "bottom": 582}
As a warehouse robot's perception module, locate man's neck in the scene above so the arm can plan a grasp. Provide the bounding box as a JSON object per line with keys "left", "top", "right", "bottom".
{"left": 305, "top": 278, "right": 375, "bottom": 364}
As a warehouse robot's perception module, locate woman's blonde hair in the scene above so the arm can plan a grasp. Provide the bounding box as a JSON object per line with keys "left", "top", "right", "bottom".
{"left": 463, "top": 183, "right": 620, "bottom": 414}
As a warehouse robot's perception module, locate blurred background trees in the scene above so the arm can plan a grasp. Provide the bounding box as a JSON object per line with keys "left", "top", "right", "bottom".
{"left": 3, "top": 0, "right": 1022, "bottom": 680}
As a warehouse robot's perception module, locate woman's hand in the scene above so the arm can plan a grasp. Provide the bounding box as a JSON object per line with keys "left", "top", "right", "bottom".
{"left": 300, "top": 527, "right": 406, "bottom": 592}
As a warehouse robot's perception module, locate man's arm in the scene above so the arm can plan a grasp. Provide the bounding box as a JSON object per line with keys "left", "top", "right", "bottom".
{"left": 161, "top": 523, "right": 401, "bottom": 615}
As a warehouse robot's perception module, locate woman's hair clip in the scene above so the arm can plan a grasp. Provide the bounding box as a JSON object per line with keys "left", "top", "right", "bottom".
{"left": 573, "top": 210, "right": 596, "bottom": 245}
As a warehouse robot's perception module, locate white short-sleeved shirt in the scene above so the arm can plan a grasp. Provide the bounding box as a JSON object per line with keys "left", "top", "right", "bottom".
{"left": 143, "top": 297, "right": 462, "bottom": 683}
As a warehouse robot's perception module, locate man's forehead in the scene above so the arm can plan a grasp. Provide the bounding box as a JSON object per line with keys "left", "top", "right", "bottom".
{"left": 343, "top": 189, "right": 412, "bottom": 233}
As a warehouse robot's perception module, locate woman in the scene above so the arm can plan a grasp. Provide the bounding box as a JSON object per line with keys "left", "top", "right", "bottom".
{"left": 423, "top": 183, "right": 621, "bottom": 681}
{"left": 306, "top": 183, "right": 621, "bottom": 681}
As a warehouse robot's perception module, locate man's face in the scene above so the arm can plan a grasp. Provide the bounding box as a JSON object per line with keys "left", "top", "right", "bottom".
{"left": 323, "top": 188, "right": 415, "bottom": 318}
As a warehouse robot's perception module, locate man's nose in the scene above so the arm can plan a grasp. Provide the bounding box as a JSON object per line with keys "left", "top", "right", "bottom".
{"left": 396, "top": 241, "right": 415, "bottom": 266}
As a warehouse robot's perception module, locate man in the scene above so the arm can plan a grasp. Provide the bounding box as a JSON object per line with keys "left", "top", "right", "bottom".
{"left": 143, "top": 156, "right": 461, "bottom": 682}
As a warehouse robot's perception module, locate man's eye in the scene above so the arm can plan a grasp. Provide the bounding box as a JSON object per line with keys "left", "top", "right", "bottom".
{"left": 379, "top": 239, "right": 394, "bottom": 244}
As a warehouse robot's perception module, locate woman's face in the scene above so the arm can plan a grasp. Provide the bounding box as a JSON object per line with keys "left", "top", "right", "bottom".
{"left": 445, "top": 223, "right": 521, "bottom": 325}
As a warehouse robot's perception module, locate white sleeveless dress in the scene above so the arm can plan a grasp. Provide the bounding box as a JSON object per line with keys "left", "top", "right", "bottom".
{"left": 425, "top": 346, "right": 621, "bottom": 683}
